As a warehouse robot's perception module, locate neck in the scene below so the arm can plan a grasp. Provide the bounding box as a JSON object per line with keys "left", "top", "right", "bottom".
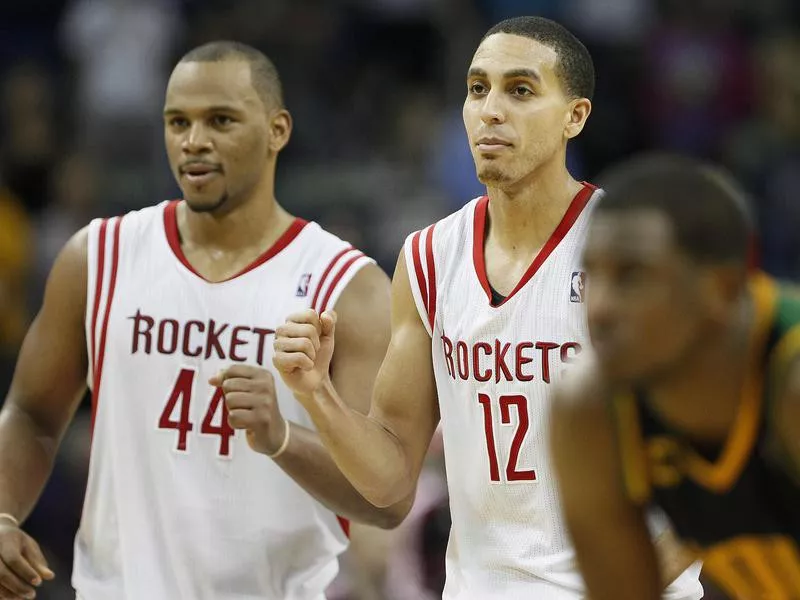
{"left": 646, "top": 301, "right": 753, "bottom": 442}
{"left": 485, "top": 160, "right": 584, "bottom": 254}
{"left": 178, "top": 177, "right": 295, "bottom": 253}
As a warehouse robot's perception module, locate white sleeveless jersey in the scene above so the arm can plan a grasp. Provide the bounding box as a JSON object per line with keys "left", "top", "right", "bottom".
{"left": 74, "top": 200, "right": 373, "bottom": 600}
{"left": 404, "top": 184, "right": 703, "bottom": 600}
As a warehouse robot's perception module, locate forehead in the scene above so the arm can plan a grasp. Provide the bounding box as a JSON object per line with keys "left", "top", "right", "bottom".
{"left": 469, "top": 33, "right": 559, "bottom": 78}
{"left": 164, "top": 60, "right": 262, "bottom": 111}
{"left": 585, "top": 209, "right": 678, "bottom": 263}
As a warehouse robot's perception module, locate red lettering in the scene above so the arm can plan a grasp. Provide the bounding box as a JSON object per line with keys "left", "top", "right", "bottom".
{"left": 183, "top": 320, "right": 204, "bottom": 357}
{"left": 536, "top": 341, "right": 559, "bottom": 384}
{"left": 441, "top": 334, "right": 455, "bottom": 379}
{"left": 229, "top": 326, "right": 251, "bottom": 362}
{"left": 252, "top": 327, "right": 274, "bottom": 366}
{"left": 129, "top": 310, "right": 154, "bottom": 354}
{"left": 473, "top": 342, "right": 492, "bottom": 382}
{"left": 205, "top": 319, "right": 229, "bottom": 360}
{"left": 515, "top": 342, "right": 534, "bottom": 382}
{"left": 456, "top": 341, "right": 469, "bottom": 380}
{"left": 157, "top": 319, "right": 179, "bottom": 354}
{"left": 561, "top": 342, "right": 582, "bottom": 363}
{"left": 494, "top": 340, "right": 513, "bottom": 382}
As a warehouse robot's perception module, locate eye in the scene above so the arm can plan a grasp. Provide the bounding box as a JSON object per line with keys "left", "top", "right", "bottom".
{"left": 212, "top": 115, "right": 234, "bottom": 127}
{"left": 469, "top": 82, "right": 487, "bottom": 95}
{"left": 169, "top": 117, "right": 188, "bottom": 128}
{"left": 511, "top": 85, "right": 533, "bottom": 97}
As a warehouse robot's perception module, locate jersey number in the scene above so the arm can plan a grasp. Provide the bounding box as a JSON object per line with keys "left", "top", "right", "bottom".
{"left": 158, "top": 368, "right": 234, "bottom": 457}
{"left": 478, "top": 393, "right": 535, "bottom": 482}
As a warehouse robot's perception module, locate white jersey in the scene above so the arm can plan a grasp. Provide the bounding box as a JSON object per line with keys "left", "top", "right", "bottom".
{"left": 404, "top": 184, "right": 703, "bottom": 600}
{"left": 74, "top": 200, "right": 373, "bottom": 600}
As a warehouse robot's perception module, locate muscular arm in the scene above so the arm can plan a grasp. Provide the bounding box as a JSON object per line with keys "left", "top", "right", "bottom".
{"left": 550, "top": 365, "right": 662, "bottom": 600}
{"left": 276, "top": 252, "right": 439, "bottom": 509}
{"left": 0, "top": 229, "right": 89, "bottom": 521}
{"left": 270, "top": 264, "right": 414, "bottom": 528}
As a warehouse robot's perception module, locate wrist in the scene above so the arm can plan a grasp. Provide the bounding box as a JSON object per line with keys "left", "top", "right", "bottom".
{"left": 266, "top": 419, "right": 291, "bottom": 459}
{"left": 0, "top": 513, "right": 19, "bottom": 528}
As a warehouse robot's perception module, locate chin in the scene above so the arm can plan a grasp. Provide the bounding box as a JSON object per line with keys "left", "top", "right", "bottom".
{"left": 477, "top": 166, "right": 511, "bottom": 186}
{"left": 183, "top": 193, "right": 229, "bottom": 214}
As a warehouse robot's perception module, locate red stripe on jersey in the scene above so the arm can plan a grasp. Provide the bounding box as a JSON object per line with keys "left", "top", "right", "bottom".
{"left": 164, "top": 200, "right": 308, "bottom": 283}
{"left": 473, "top": 183, "right": 597, "bottom": 308}
{"left": 424, "top": 225, "right": 437, "bottom": 330}
{"left": 320, "top": 252, "right": 365, "bottom": 312}
{"left": 91, "top": 217, "right": 123, "bottom": 432}
{"left": 90, "top": 219, "right": 109, "bottom": 373}
{"left": 410, "top": 230, "right": 428, "bottom": 314}
{"left": 312, "top": 248, "right": 354, "bottom": 312}
{"left": 337, "top": 516, "right": 350, "bottom": 538}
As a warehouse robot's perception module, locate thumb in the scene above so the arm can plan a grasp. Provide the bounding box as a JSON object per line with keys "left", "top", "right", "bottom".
{"left": 208, "top": 369, "right": 226, "bottom": 387}
{"left": 320, "top": 311, "right": 337, "bottom": 338}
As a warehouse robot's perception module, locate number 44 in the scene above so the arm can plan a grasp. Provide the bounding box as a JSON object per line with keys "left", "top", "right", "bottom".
{"left": 158, "top": 368, "right": 234, "bottom": 457}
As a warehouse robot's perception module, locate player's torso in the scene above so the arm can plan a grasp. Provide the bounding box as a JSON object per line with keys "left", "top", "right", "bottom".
{"left": 411, "top": 186, "right": 597, "bottom": 598}
{"left": 618, "top": 274, "right": 800, "bottom": 599}
{"left": 74, "top": 201, "right": 369, "bottom": 600}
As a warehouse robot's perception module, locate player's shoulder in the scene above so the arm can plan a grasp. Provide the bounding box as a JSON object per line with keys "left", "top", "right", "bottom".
{"left": 404, "top": 195, "right": 484, "bottom": 245}
{"left": 86, "top": 200, "right": 171, "bottom": 240}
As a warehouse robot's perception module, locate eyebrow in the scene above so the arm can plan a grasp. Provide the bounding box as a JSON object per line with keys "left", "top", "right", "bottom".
{"left": 163, "top": 105, "right": 243, "bottom": 116}
{"left": 467, "top": 67, "right": 542, "bottom": 83}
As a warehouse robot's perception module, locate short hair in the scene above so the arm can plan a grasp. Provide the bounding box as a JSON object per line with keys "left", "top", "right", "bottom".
{"left": 594, "top": 154, "right": 754, "bottom": 266}
{"left": 179, "top": 41, "right": 284, "bottom": 109}
{"left": 482, "top": 16, "right": 595, "bottom": 101}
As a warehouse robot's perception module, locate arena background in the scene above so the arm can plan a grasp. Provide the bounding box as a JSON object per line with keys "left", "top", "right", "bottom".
{"left": 0, "top": 0, "right": 798, "bottom": 598}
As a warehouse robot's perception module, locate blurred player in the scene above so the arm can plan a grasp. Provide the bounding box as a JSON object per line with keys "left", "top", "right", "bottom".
{"left": 0, "top": 41, "right": 409, "bottom": 600}
{"left": 273, "top": 17, "right": 702, "bottom": 599}
{"left": 551, "top": 155, "right": 800, "bottom": 600}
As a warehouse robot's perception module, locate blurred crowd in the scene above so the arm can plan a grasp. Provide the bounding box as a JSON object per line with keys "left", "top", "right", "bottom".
{"left": 0, "top": 0, "right": 798, "bottom": 598}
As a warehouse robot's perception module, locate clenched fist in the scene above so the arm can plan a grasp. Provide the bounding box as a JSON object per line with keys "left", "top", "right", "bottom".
{"left": 0, "top": 521, "right": 54, "bottom": 599}
{"left": 272, "top": 310, "right": 337, "bottom": 397}
{"left": 209, "top": 366, "right": 287, "bottom": 456}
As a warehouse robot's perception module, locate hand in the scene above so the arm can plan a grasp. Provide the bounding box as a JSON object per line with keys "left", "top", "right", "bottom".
{"left": 209, "top": 366, "right": 287, "bottom": 456}
{"left": 0, "top": 522, "right": 54, "bottom": 599}
{"left": 272, "top": 310, "right": 336, "bottom": 397}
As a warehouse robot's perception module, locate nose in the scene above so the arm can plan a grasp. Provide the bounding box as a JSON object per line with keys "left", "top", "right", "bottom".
{"left": 181, "top": 122, "right": 212, "bottom": 155}
{"left": 480, "top": 89, "right": 506, "bottom": 125}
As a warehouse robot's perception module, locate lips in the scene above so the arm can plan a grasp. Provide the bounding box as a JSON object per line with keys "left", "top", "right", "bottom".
{"left": 476, "top": 137, "right": 512, "bottom": 153}
{"left": 180, "top": 162, "right": 220, "bottom": 175}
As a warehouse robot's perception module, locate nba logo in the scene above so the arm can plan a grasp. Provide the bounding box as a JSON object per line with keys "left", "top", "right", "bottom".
{"left": 570, "top": 271, "right": 585, "bottom": 303}
{"left": 296, "top": 273, "right": 312, "bottom": 297}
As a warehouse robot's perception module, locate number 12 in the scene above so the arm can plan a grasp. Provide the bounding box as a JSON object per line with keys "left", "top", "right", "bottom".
{"left": 478, "top": 393, "right": 536, "bottom": 482}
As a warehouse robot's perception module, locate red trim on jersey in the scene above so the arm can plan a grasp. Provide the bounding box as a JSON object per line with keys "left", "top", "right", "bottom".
{"left": 337, "top": 516, "right": 350, "bottom": 538}
{"left": 472, "top": 183, "right": 597, "bottom": 307}
{"left": 311, "top": 247, "right": 354, "bottom": 312}
{"left": 91, "top": 217, "right": 123, "bottom": 431}
{"left": 319, "top": 252, "right": 366, "bottom": 312}
{"left": 410, "top": 230, "right": 429, "bottom": 314}
{"left": 424, "top": 225, "right": 437, "bottom": 330}
{"left": 90, "top": 219, "right": 109, "bottom": 372}
{"left": 163, "top": 200, "right": 308, "bottom": 283}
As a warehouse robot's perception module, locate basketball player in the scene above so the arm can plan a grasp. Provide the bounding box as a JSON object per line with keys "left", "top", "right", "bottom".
{"left": 0, "top": 42, "right": 410, "bottom": 600}
{"left": 551, "top": 155, "right": 800, "bottom": 600}
{"left": 273, "top": 17, "right": 702, "bottom": 599}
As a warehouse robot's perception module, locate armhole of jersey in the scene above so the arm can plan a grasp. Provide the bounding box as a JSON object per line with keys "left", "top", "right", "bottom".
{"left": 609, "top": 393, "right": 652, "bottom": 505}
{"left": 403, "top": 225, "right": 437, "bottom": 338}
{"left": 310, "top": 246, "right": 375, "bottom": 314}
{"left": 84, "top": 217, "right": 124, "bottom": 428}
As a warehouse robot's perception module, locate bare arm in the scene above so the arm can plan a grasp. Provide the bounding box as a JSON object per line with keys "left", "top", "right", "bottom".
{"left": 550, "top": 365, "right": 661, "bottom": 600}
{"left": 269, "top": 264, "right": 413, "bottom": 527}
{"left": 771, "top": 354, "right": 800, "bottom": 484}
{"left": 274, "top": 251, "right": 439, "bottom": 508}
{"left": 0, "top": 228, "right": 89, "bottom": 593}
{"left": 0, "top": 228, "right": 89, "bottom": 520}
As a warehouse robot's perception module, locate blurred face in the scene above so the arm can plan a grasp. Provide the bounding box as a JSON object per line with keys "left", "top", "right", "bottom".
{"left": 463, "top": 33, "right": 589, "bottom": 189}
{"left": 163, "top": 60, "right": 290, "bottom": 213}
{"left": 583, "top": 209, "right": 711, "bottom": 384}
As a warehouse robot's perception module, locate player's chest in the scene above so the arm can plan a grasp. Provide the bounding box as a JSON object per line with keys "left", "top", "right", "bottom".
{"left": 103, "top": 264, "right": 315, "bottom": 368}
